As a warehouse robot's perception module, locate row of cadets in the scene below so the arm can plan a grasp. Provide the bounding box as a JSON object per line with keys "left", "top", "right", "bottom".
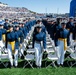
{"left": 42, "top": 18, "right": 58, "bottom": 40}
{"left": 42, "top": 18, "right": 48, "bottom": 30}
{"left": 12, "top": 19, "right": 19, "bottom": 25}
{"left": 46, "top": 19, "right": 56, "bottom": 40}
{"left": 24, "top": 19, "right": 30, "bottom": 33}
{"left": 34, "top": 20, "right": 46, "bottom": 34}
{"left": 54, "top": 17, "right": 62, "bottom": 34}
{"left": 44, "top": 19, "right": 51, "bottom": 35}
{"left": 25, "top": 18, "right": 32, "bottom": 32}
{"left": 24, "top": 19, "right": 36, "bottom": 33}
{"left": 29, "top": 19, "right": 36, "bottom": 31}
{"left": 23, "top": 19, "right": 29, "bottom": 33}
{"left": 54, "top": 22, "right": 69, "bottom": 67}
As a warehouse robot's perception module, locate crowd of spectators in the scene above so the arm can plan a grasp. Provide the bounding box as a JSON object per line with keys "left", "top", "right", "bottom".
{"left": 0, "top": 6, "right": 35, "bottom": 19}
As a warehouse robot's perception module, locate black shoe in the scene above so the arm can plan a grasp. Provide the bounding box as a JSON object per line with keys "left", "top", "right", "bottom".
{"left": 21, "top": 55, "right": 25, "bottom": 59}
{"left": 60, "top": 64, "right": 64, "bottom": 67}
{"left": 37, "top": 66, "right": 41, "bottom": 69}
{"left": 10, "top": 65, "right": 14, "bottom": 69}
{"left": 12, "top": 55, "right": 14, "bottom": 59}
{"left": 39, "top": 66, "right": 41, "bottom": 68}
{"left": 57, "top": 64, "right": 60, "bottom": 67}
{"left": 14, "top": 66, "right": 17, "bottom": 68}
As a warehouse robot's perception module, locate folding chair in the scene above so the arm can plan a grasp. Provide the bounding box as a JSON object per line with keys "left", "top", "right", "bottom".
{"left": 27, "top": 49, "right": 35, "bottom": 54}
{"left": 69, "top": 51, "right": 76, "bottom": 67}
{"left": 28, "top": 45, "right": 32, "bottom": 49}
{"left": 46, "top": 39, "right": 50, "bottom": 42}
{"left": 47, "top": 45, "right": 53, "bottom": 49}
{"left": 67, "top": 46, "right": 75, "bottom": 53}
{"left": 30, "top": 42, "right": 32, "bottom": 45}
{"left": 47, "top": 47, "right": 55, "bottom": 53}
{"left": 46, "top": 39, "right": 55, "bottom": 52}
{"left": 46, "top": 41, "right": 51, "bottom": 45}
{"left": 66, "top": 41, "right": 76, "bottom": 67}
{"left": 24, "top": 39, "right": 29, "bottom": 44}
{"left": 23, "top": 53, "right": 35, "bottom": 69}
{"left": 0, "top": 46, "right": 9, "bottom": 68}
{"left": 45, "top": 41, "right": 58, "bottom": 68}
{"left": 63, "top": 46, "right": 75, "bottom": 67}
{"left": 19, "top": 42, "right": 27, "bottom": 58}
{"left": 46, "top": 37, "right": 49, "bottom": 39}
{"left": 45, "top": 52, "right": 58, "bottom": 68}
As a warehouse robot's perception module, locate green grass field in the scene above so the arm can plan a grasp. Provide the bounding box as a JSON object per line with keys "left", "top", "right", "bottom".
{"left": 0, "top": 67, "right": 76, "bottom": 75}
{"left": 0, "top": 53, "right": 76, "bottom": 75}
{"left": 0, "top": 59, "right": 76, "bottom": 75}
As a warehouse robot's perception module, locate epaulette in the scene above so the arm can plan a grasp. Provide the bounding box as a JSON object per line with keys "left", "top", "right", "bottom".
{"left": 7, "top": 30, "right": 10, "bottom": 32}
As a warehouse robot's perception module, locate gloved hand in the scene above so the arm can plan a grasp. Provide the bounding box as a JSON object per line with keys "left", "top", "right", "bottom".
{"left": 24, "top": 39, "right": 28, "bottom": 44}
{"left": 43, "top": 49, "right": 46, "bottom": 51}
{"left": 27, "top": 37, "right": 30, "bottom": 40}
{"left": 23, "top": 43, "right": 26, "bottom": 47}
{"left": 24, "top": 39, "right": 26, "bottom": 42}
{"left": 67, "top": 46, "right": 70, "bottom": 49}
{"left": 43, "top": 49, "right": 48, "bottom": 52}
{"left": 20, "top": 44, "right": 22, "bottom": 48}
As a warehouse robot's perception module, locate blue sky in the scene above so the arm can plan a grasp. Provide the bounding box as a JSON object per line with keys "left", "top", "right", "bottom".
{"left": 0, "top": 0, "right": 71, "bottom": 14}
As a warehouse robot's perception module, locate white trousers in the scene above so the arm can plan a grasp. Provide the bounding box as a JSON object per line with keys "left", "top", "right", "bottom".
{"left": 7, "top": 44, "right": 18, "bottom": 66}
{"left": 57, "top": 40, "right": 66, "bottom": 65}
{"left": 14, "top": 49, "right": 18, "bottom": 66}
{"left": 0, "top": 40, "right": 5, "bottom": 60}
{"left": 7, "top": 44, "right": 13, "bottom": 66}
{"left": 70, "top": 33, "right": 73, "bottom": 46}
{"left": 34, "top": 42, "right": 42, "bottom": 67}
{"left": 0, "top": 40, "right": 4, "bottom": 48}
{"left": 19, "top": 43, "right": 26, "bottom": 57}
{"left": 71, "top": 40, "right": 76, "bottom": 50}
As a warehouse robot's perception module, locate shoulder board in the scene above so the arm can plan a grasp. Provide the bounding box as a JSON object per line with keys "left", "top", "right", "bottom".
{"left": 7, "top": 30, "right": 10, "bottom": 33}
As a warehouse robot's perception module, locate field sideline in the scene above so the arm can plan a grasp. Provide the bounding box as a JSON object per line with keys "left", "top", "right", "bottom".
{"left": 0, "top": 53, "right": 76, "bottom": 75}
{"left": 0, "top": 59, "right": 76, "bottom": 75}
{"left": 0, "top": 67, "right": 76, "bottom": 75}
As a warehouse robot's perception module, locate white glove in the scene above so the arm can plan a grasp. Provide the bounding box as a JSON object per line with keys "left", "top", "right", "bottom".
{"left": 43, "top": 49, "right": 47, "bottom": 52}
{"left": 43, "top": 49, "right": 49, "bottom": 53}
{"left": 23, "top": 43, "right": 27, "bottom": 47}
{"left": 27, "top": 36, "right": 30, "bottom": 40}
{"left": 24, "top": 39, "right": 26, "bottom": 42}
{"left": 43, "top": 49, "right": 46, "bottom": 52}
{"left": 20, "top": 44, "right": 22, "bottom": 48}
{"left": 67, "top": 46, "right": 70, "bottom": 49}
{"left": 24, "top": 39, "right": 28, "bottom": 44}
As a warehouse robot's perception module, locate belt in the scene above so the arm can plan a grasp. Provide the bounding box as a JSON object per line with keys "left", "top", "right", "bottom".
{"left": 8, "top": 41, "right": 15, "bottom": 53}
{"left": 58, "top": 38, "right": 67, "bottom": 50}
{"left": 18, "top": 38, "right": 20, "bottom": 42}
{"left": 2, "top": 34, "right": 6, "bottom": 42}
{"left": 70, "top": 32, "right": 73, "bottom": 34}
{"left": 7, "top": 30, "right": 10, "bottom": 32}
{"left": 67, "top": 28, "right": 70, "bottom": 30}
